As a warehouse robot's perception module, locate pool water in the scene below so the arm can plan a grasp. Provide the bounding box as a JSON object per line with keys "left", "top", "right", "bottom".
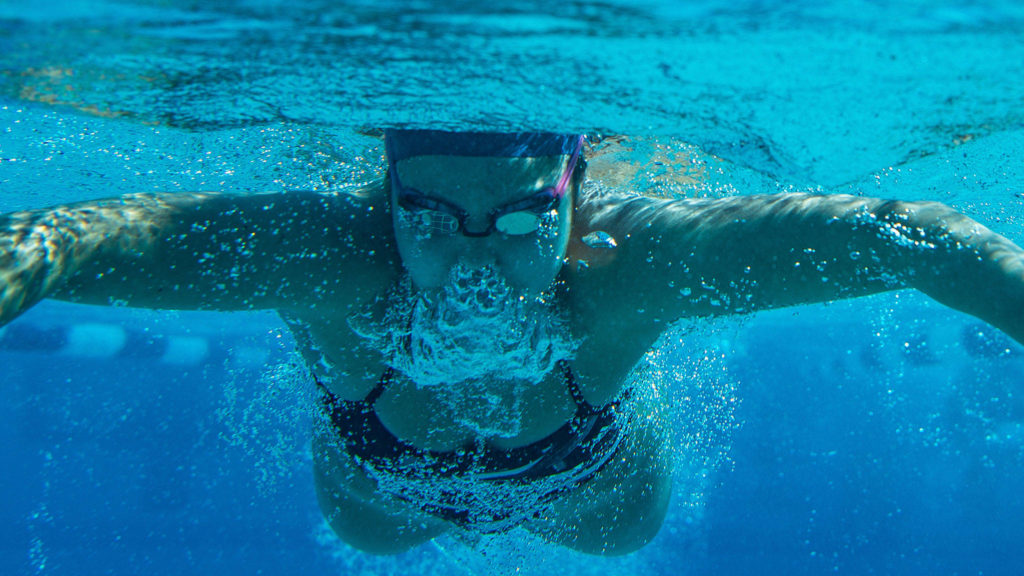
{"left": 1, "top": 1, "right": 1023, "bottom": 575}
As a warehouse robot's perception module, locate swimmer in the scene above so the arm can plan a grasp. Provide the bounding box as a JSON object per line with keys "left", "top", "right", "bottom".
{"left": 1, "top": 130, "right": 1022, "bottom": 555}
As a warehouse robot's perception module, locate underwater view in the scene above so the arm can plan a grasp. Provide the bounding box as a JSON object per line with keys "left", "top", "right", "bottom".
{"left": 2, "top": 0, "right": 1023, "bottom": 575}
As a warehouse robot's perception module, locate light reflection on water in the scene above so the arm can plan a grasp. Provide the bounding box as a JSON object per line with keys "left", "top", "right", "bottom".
{"left": 3, "top": 0, "right": 1024, "bottom": 186}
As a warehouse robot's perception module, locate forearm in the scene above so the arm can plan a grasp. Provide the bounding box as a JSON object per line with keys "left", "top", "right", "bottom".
{"left": 891, "top": 201, "right": 1024, "bottom": 345}
{"left": 52, "top": 190, "right": 386, "bottom": 312}
{"left": 0, "top": 192, "right": 203, "bottom": 325}
{"left": 0, "top": 211, "right": 69, "bottom": 325}
{"left": 683, "top": 194, "right": 1024, "bottom": 345}
{"left": 780, "top": 196, "right": 1024, "bottom": 345}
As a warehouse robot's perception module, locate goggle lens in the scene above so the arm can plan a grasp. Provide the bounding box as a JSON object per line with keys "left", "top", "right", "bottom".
{"left": 406, "top": 209, "right": 460, "bottom": 234}
{"left": 494, "top": 210, "right": 550, "bottom": 235}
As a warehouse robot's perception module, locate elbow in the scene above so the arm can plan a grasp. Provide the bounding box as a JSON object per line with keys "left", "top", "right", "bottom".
{"left": 871, "top": 199, "right": 984, "bottom": 254}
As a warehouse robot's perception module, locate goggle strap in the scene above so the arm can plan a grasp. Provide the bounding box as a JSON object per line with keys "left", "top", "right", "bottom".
{"left": 553, "top": 135, "right": 585, "bottom": 199}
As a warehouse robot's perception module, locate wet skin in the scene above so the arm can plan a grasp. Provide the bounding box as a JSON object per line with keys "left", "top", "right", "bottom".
{"left": 1, "top": 153, "right": 1023, "bottom": 555}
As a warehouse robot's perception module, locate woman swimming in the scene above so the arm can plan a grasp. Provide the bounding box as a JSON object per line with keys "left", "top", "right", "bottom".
{"left": 1, "top": 130, "right": 1021, "bottom": 554}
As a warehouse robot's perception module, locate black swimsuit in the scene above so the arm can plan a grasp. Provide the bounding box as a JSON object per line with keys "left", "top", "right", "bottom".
{"left": 317, "top": 360, "right": 627, "bottom": 532}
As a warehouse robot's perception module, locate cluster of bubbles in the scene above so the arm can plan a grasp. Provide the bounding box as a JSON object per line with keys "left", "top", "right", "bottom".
{"left": 314, "top": 316, "right": 741, "bottom": 575}
{"left": 351, "top": 266, "right": 577, "bottom": 438}
{"left": 217, "top": 352, "right": 315, "bottom": 495}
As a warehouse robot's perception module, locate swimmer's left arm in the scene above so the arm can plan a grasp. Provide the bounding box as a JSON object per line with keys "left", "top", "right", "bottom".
{"left": 572, "top": 192, "right": 1024, "bottom": 345}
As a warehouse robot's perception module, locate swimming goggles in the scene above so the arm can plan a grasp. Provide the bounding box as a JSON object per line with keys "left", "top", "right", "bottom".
{"left": 393, "top": 135, "right": 585, "bottom": 237}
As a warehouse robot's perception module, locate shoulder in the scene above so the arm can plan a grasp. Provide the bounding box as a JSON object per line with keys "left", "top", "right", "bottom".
{"left": 569, "top": 184, "right": 712, "bottom": 267}
{"left": 282, "top": 181, "right": 393, "bottom": 233}
{"left": 269, "top": 181, "right": 404, "bottom": 313}
{"left": 293, "top": 180, "right": 396, "bottom": 255}
{"left": 573, "top": 184, "right": 733, "bottom": 237}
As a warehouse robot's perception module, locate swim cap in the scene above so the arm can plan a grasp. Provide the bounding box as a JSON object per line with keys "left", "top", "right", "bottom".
{"left": 385, "top": 130, "right": 581, "bottom": 164}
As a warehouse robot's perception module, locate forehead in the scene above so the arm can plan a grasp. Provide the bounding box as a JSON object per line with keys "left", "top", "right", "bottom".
{"left": 394, "top": 155, "right": 566, "bottom": 206}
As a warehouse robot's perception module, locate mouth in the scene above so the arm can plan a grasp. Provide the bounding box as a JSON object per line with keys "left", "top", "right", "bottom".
{"left": 441, "top": 264, "right": 513, "bottom": 316}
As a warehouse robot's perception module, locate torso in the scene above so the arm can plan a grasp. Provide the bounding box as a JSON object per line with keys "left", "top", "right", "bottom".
{"left": 287, "top": 307, "right": 589, "bottom": 452}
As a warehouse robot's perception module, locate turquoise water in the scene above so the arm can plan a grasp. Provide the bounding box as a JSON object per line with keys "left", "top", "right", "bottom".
{"left": 2, "top": 0, "right": 1024, "bottom": 574}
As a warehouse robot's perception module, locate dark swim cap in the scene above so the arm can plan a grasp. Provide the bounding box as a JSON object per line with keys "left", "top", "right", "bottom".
{"left": 385, "top": 130, "right": 582, "bottom": 164}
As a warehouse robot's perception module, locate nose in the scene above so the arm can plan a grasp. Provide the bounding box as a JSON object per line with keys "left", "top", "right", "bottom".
{"left": 458, "top": 250, "right": 497, "bottom": 271}
{"left": 455, "top": 236, "right": 499, "bottom": 271}
{"left": 461, "top": 212, "right": 493, "bottom": 237}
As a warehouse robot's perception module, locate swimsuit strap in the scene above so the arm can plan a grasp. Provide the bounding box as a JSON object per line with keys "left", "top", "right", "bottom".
{"left": 367, "top": 362, "right": 591, "bottom": 414}
{"left": 558, "top": 359, "right": 598, "bottom": 416}
{"left": 364, "top": 366, "right": 394, "bottom": 407}
{"left": 317, "top": 360, "right": 627, "bottom": 533}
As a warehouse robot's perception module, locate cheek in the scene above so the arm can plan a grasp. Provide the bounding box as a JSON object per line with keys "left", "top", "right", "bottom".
{"left": 394, "top": 227, "right": 454, "bottom": 289}
{"left": 498, "top": 232, "right": 566, "bottom": 292}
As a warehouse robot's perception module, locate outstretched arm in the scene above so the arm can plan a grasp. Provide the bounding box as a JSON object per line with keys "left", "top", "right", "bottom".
{"left": 570, "top": 192, "right": 1024, "bottom": 345}
{"left": 0, "top": 188, "right": 399, "bottom": 327}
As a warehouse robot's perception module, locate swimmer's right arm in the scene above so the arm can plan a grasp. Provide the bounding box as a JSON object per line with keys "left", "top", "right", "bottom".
{"left": 0, "top": 188, "right": 399, "bottom": 326}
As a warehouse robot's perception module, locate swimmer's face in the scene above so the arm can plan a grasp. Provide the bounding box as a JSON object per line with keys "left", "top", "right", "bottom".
{"left": 390, "top": 155, "right": 574, "bottom": 294}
